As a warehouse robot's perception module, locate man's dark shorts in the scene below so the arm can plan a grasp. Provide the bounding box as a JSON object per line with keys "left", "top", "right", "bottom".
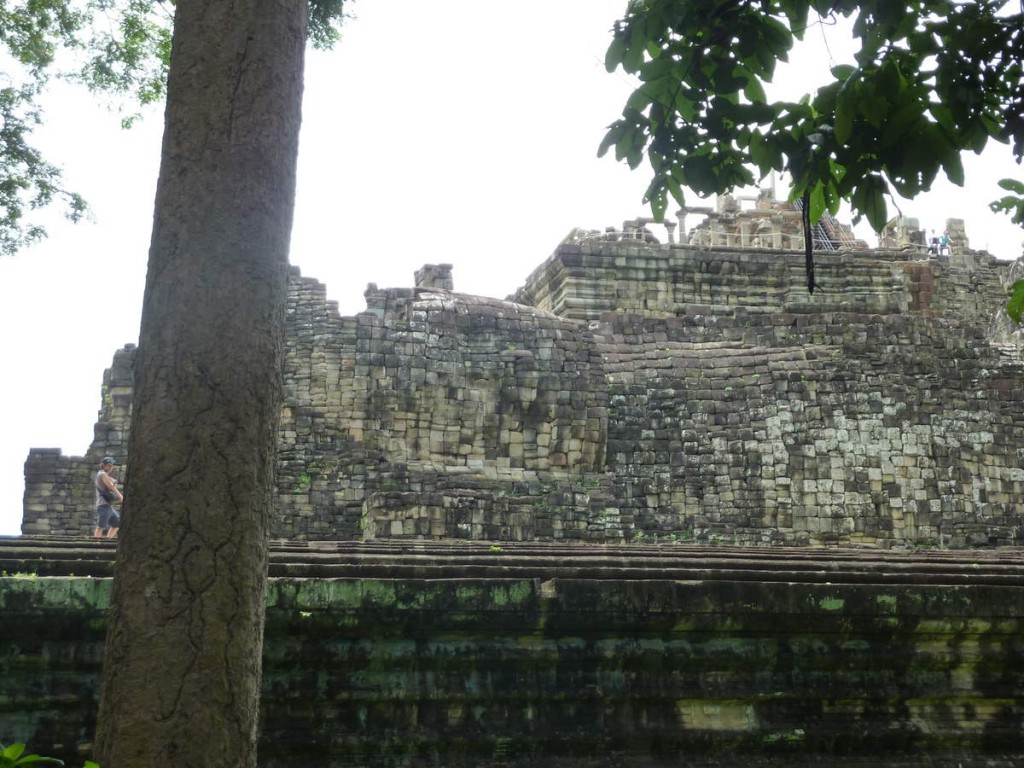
{"left": 96, "top": 504, "right": 121, "bottom": 529}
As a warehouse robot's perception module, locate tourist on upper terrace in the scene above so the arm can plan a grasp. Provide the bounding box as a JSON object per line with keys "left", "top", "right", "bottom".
{"left": 940, "top": 232, "right": 951, "bottom": 255}
{"left": 94, "top": 456, "right": 122, "bottom": 539}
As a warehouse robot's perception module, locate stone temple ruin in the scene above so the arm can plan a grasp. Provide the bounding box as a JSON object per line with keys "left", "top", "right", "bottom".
{"left": 22, "top": 192, "right": 1024, "bottom": 548}
{"left": 11, "top": 193, "right": 1024, "bottom": 767}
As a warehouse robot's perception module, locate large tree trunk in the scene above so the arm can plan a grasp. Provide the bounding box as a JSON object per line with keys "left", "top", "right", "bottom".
{"left": 94, "top": 1, "right": 306, "bottom": 766}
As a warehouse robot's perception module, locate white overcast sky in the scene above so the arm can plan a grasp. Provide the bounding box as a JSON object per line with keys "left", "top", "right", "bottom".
{"left": 1, "top": 1, "right": 1021, "bottom": 536}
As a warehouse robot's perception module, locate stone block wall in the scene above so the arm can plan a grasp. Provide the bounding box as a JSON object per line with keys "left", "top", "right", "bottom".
{"left": 4, "top": 555, "right": 1024, "bottom": 767}
{"left": 596, "top": 309, "right": 1024, "bottom": 548}
{"left": 22, "top": 233, "right": 1024, "bottom": 548}
{"left": 509, "top": 241, "right": 1008, "bottom": 327}
{"left": 22, "top": 347, "right": 135, "bottom": 536}
{"left": 273, "top": 277, "right": 611, "bottom": 542}
{"left": 21, "top": 450, "right": 91, "bottom": 538}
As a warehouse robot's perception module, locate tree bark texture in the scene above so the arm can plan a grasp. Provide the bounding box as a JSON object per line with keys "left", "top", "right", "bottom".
{"left": 94, "top": 1, "right": 306, "bottom": 766}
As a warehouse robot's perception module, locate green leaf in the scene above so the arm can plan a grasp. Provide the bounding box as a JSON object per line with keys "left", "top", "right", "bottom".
{"left": 623, "top": 23, "right": 646, "bottom": 72}
{"left": 830, "top": 64, "right": 856, "bottom": 80}
{"left": 743, "top": 76, "right": 766, "bottom": 104}
{"left": 605, "top": 34, "right": 626, "bottom": 72}
{"left": 823, "top": 176, "right": 841, "bottom": 217}
{"left": 625, "top": 143, "right": 646, "bottom": 170}
{"left": 852, "top": 176, "right": 890, "bottom": 232}
{"left": 625, "top": 88, "right": 652, "bottom": 113}
{"left": 943, "top": 151, "right": 965, "bottom": 187}
{"left": 834, "top": 87, "right": 854, "bottom": 145}
{"left": 681, "top": 154, "right": 719, "bottom": 196}
{"left": 859, "top": 89, "right": 888, "bottom": 128}
{"left": 2, "top": 743, "right": 26, "bottom": 762}
{"left": 748, "top": 132, "right": 775, "bottom": 175}
{"left": 0, "top": 744, "right": 63, "bottom": 767}
{"left": 964, "top": 122, "right": 988, "bottom": 153}
{"left": 780, "top": 2, "right": 809, "bottom": 36}
{"left": 808, "top": 183, "right": 826, "bottom": 223}
{"left": 10, "top": 757, "right": 63, "bottom": 766}
{"left": 666, "top": 171, "right": 685, "bottom": 209}
{"left": 863, "top": 190, "right": 888, "bottom": 233}
{"left": 1008, "top": 279, "right": 1024, "bottom": 324}
{"left": 930, "top": 102, "right": 955, "bottom": 132}
{"left": 990, "top": 186, "right": 1024, "bottom": 227}
{"left": 639, "top": 53, "right": 673, "bottom": 82}
{"left": 642, "top": 169, "right": 671, "bottom": 221}
{"left": 980, "top": 113, "right": 1002, "bottom": 138}
{"left": 597, "top": 122, "right": 626, "bottom": 158}
{"left": 759, "top": 17, "right": 793, "bottom": 59}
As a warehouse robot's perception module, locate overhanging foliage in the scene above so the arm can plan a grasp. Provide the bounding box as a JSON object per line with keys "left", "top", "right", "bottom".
{"left": 0, "top": 0, "right": 349, "bottom": 256}
{"left": 600, "top": 0, "right": 1024, "bottom": 305}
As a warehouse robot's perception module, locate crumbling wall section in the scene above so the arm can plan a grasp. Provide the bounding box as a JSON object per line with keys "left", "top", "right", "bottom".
{"left": 22, "top": 450, "right": 91, "bottom": 537}
{"left": 22, "top": 346, "right": 135, "bottom": 536}
{"left": 273, "top": 271, "right": 612, "bottom": 542}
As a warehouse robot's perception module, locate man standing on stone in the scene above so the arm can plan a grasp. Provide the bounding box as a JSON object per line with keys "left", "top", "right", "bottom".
{"left": 94, "top": 456, "right": 123, "bottom": 539}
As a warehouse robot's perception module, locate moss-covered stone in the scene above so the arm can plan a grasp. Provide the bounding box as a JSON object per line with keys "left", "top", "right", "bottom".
{"left": 4, "top": 555, "right": 1024, "bottom": 766}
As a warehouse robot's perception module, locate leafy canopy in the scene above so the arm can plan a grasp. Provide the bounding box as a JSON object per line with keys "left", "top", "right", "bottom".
{"left": 600, "top": 0, "right": 1023, "bottom": 243}
{"left": 0, "top": 0, "right": 348, "bottom": 257}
